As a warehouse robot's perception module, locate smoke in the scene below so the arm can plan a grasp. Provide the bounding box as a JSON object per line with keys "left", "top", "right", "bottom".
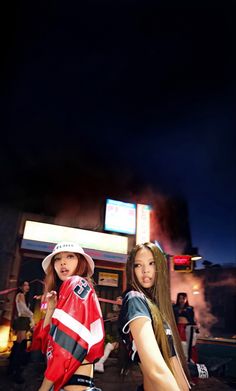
{"left": 128, "top": 187, "right": 187, "bottom": 247}
{"left": 139, "top": 189, "right": 189, "bottom": 255}
{"left": 135, "top": 188, "right": 220, "bottom": 337}
{"left": 207, "top": 277, "right": 236, "bottom": 288}
{"left": 170, "top": 271, "right": 218, "bottom": 337}
{"left": 53, "top": 196, "right": 102, "bottom": 230}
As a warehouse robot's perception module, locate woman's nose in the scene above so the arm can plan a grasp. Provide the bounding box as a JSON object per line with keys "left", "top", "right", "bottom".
{"left": 142, "top": 265, "right": 149, "bottom": 273}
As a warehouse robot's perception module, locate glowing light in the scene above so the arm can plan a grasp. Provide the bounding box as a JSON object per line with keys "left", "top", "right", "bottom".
{"left": 193, "top": 291, "right": 200, "bottom": 295}
{"left": 173, "top": 255, "right": 192, "bottom": 272}
{"left": 22, "top": 220, "right": 128, "bottom": 254}
{"left": 191, "top": 255, "right": 202, "bottom": 261}
{"left": 105, "top": 199, "right": 136, "bottom": 235}
{"left": 0, "top": 325, "right": 10, "bottom": 353}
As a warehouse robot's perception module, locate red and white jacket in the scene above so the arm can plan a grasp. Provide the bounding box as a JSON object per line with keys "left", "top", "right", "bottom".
{"left": 32, "top": 275, "right": 105, "bottom": 391}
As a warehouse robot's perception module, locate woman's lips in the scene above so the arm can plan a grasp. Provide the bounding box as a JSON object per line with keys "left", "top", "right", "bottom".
{"left": 60, "top": 269, "right": 69, "bottom": 275}
{"left": 143, "top": 277, "right": 152, "bottom": 283}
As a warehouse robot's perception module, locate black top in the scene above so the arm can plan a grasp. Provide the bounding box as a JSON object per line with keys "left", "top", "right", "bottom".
{"left": 118, "top": 290, "right": 176, "bottom": 364}
{"left": 172, "top": 304, "right": 196, "bottom": 325}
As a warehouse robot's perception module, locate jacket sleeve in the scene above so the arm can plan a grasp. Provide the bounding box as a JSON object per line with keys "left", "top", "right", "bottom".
{"left": 44, "top": 276, "right": 104, "bottom": 391}
{"left": 30, "top": 319, "right": 50, "bottom": 354}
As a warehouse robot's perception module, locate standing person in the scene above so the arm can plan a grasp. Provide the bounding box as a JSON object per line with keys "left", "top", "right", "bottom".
{"left": 8, "top": 280, "right": 34, "bottom": 383}
{"left": 37, "top": 242, "right": 105, "bottom": 391}
{"left": 119, "top": 242, "right": 191, "bottom": 391}
{"left": 95, "top": 296, "right": 122, "bottom": 373}
{"left": 173, "top": 292, "right": 199, "bottom": 363}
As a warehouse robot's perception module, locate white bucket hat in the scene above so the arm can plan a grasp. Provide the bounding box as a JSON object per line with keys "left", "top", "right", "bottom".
{"left": 42, "top": 241, "right": 94, "bottom": 277}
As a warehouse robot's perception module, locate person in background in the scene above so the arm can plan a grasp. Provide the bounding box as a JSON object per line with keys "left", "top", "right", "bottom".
{"left": 119, "top": 242, "right": 191, "bottom": 391}
{"left": 95, "top": 296, "right": 122, "bottom": 373}
{"left": 36, "top": 242, "right": 105, "bottom": 391}
{"left": 173, "top": 292, "right": 199, "bottom": 363}
{"left": 8, "top": 280, "right": 34, "bottom": 383}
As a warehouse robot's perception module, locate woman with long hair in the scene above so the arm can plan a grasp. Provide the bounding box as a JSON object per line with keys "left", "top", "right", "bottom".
{"left": 8, "top": 280, "right": 34, "bottom": 383}
{"left": 173, "top": 292, "right": 199, "bottom": 363}
{"left": 119, "top": 242, "right": 191, "bottom": 391}
{"left": 36, "top": 242, "right": 105, "bottom": 391}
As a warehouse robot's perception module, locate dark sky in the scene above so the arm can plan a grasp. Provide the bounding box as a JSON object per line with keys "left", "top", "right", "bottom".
{"left": 1, "top": 1, "right": 235, "bottom": 266}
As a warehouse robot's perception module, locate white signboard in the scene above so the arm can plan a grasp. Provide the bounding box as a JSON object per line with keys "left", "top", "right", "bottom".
{"left": 136, "top": 204, "right": 151, "bottom": 244}
{"left": 22, "top": 220, "right": 128, "bottom": 254}
{"left": 104, "top": 199, "right": 136, "bottom": 235}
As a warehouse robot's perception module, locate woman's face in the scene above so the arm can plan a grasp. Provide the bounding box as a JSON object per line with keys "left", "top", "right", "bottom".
{"left": 53, "top": 251, "right": 79, "bottom": 281}
{"left": 22, "top": 281, "right": 30, "bottom": 293}
{"left": 134, "top": 247, "right": 156, "bottom": 289}
{"left": 179, "top": 295, "right": 187, "bottom": 306}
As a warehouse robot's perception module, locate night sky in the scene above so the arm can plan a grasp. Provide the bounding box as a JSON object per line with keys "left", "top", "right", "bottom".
{"left": 1, "top": 1, "right": 235, "bottom": 266}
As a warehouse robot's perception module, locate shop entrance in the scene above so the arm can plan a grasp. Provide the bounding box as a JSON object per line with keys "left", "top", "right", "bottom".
{"left": 93, "top": 266, "right": 124, "bottom": 340}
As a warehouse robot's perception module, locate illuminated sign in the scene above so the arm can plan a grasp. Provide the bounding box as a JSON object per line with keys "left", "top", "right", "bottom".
{"left": 22, "top": 221, "right": 128, "bottom": 259}
{"left": 104, "top": 199, "right": 136, "bottom": 235}
{"left": 98, "top": 272, "right": 119, "bottom": 287}
{"left": 136, "top": 204, "right": 151, "bottom": 244}
{"left": 173, "top": 255, "right": 192, "bottom": 272}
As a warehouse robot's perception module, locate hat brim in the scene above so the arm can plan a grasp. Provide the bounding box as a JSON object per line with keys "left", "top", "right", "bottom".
{"left": 42, "top": 249, "right": 94, "bottom": 277}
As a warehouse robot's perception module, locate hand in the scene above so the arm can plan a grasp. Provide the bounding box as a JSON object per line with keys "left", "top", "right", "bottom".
{"left": 38, "top": 376, "right": 54, "bottom": 391}
{"left": 116, "top": 297, "right": 123, "bottom": 305}
{"left": 34, "top": 295, "right": 42, "bottom": 300}
{"left": 194, "top": 324, "right": 200, "bottom": 333}
{"left": 46, "top": 290, "right": 57, "bottom": 311}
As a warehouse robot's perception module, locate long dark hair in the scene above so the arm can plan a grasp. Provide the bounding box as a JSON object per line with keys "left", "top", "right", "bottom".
{"left": 126, "top": 242, "right": 190, "bottom": 380}
{"left": 18, "top": 280, "right": 30, "bottom": 307}
{"left": 176, "top": 292, "right": 189, "bottom": 307}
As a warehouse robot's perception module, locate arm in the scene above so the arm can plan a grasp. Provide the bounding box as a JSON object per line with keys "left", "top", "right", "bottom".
{"left": 42, "top": 291, "right": 57, "bottom": 328}
{"left": 190, "top": 307, "right": 200, "bottom": 333}
{"left": 130, "top": 317, "right": 181, "bottom": 391}
{"left": 186, "top": 306, "right": 197, "bottom": 325}
{"left": 38, "top": 377, "right": 53, "bottom": 391}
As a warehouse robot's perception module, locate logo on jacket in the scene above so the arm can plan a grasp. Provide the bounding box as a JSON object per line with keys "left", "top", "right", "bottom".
{"left": 47, "top": 342, "right": 53, "bottom": 361}
{"left": 74, "top": 278, "right": 91, "bottom": 299}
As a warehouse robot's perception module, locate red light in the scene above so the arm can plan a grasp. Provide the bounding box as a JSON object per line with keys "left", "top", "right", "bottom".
{"left": 173, "top": 255, "right": 192, "bottom": 272}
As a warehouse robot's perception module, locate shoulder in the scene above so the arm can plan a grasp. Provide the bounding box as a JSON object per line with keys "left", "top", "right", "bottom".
{"left": 119, "top": 290, "right": 151, "bottom": 333}
{"left": 60, "top": 276, "right": 94, "bottom": 301}
{"left": 123, "top": 290, "right": 147, "bottom": 303}
{"left": 122, "top": 290, "right": 149, "bottom": 312}
{"left": 16, "top": 292, "right": 24, "bottom": 301}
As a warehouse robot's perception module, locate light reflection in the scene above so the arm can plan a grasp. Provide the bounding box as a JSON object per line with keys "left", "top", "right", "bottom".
{"left": 0, "top": 325, "right": 10, "bottom": 352}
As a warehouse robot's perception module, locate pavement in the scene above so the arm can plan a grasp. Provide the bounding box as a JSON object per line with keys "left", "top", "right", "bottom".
{"left": 0, "top": 353, "right": 236, "bottom": 391}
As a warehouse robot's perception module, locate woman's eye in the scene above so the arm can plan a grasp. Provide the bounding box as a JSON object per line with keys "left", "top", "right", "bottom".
{"left": 134, "top": 264, "right": 142, "bottom": 268}
{"left": 150, "top": 261, "right": 155, "bottom": 266}
{"left": 67, "top": 254, "right": 75, "bottom": 260}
